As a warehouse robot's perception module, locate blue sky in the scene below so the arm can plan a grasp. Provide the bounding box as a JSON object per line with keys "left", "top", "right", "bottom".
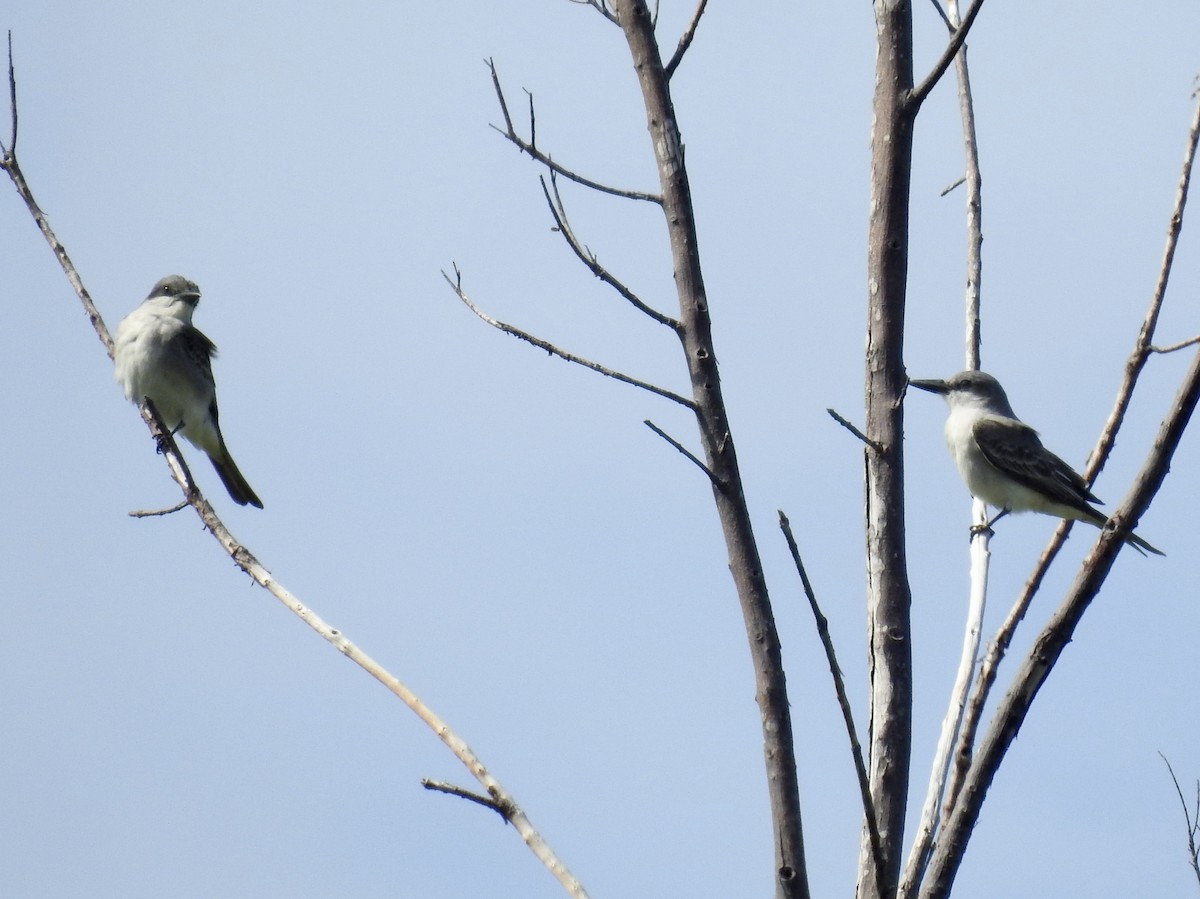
{"left": 3, "top": 3, "right": 1199, "bottom": 897}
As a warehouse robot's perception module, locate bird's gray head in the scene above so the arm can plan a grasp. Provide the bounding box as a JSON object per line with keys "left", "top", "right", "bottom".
{"left": 909, "top": 370, "right": 1018, "bottom": 417}
{"left": 147, "top": 275, "right": 201, "bottom": 306}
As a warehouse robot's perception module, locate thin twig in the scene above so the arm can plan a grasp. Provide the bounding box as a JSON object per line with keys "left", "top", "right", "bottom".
{"left": 939, "top": 176, "right": 966, "bottom": 197}
{"left": 568, "top": 0, "right": 619, "bottom": 25}
{"left": 644, "top": 419, "right": 718, "bottom": 485}
{"left": 944, "top": 0, "right": 984, "bottom": 371}
{"left": 827, "top": 407, "right": 884, "bottom": 453}
{"left": 525, "top": 88, "right": 536, "bottom": 152}
{"left": 3, "top": 32, "right": 15, "bottom": 155}
{"left": 926, "top": 0, "right": 953, "bottom": 30}
{"left": 129, "top": 501, "right": 189, "bottom": 517}
{"left": 443, "top": 264, "right": 696, "bottom": 410}
{"left": 1087, "top": 89, "right": 1200, "bottom": 480}
{"left": 663, "top": 0, "right": 709, "bottom": 80}
{"left": 541, "top": 172, "right": 680, "bottom": 330}
{"left": 1158, "top": 753, "right": 1200, "bottom": 889}
{"left": 422, "top": 779, "right": 513, "bottom": 821}
{"left": 908, "top": 0, "right": 986, "bottom": 109}
{"left": 779, "top": 511, "right": 882, "bottom": 894}
{"left": 1151, "top": 335, "right": 1200, "bottom": 354}
{"left": 487, "top": 59, "right": 662, "bottom": 204}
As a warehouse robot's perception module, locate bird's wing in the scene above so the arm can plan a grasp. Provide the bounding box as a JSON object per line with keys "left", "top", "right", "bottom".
{"left": 179, "top": 325, "right": 217, "bottom": 383}
{"left": 175, "top": 325, "right": 222, "bottom": 427}
{"left": 972, "top": 416, "right": 1102, "bottom": 509}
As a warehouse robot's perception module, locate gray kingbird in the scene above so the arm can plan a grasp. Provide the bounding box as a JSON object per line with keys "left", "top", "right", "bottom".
{"left": 114, "top": 275, "right": 263, "bottom": 508}
{"left": 909, "top": 370, "right": 1161, "bottom": 555}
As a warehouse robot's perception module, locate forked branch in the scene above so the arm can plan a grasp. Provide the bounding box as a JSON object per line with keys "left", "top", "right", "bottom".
{"left": 443, "top": 264, "right": 696, "bottom": 410}
{"left": 663, "top": 0, "right": 709, "bottom": 80}
{"left": 909, "top": 0, "right": 987, "bottom": 108}
{"left": 540, "top": 172, "right": 680, "bottom": 330}
{"left": 779, "top": 512, "right": 882, "bottom": 896}
{"left": 487, "top": 58, "right": 662, "bottom": 204}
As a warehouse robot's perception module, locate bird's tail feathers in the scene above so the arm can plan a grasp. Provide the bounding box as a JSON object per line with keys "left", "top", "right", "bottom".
{"left": 209, "top": 444, "right": 263, "bottom": 509}
{"left": 1122, "top": 529, "right": 1165, "bottom": 557}
{"left": 1077, "top": 507, "right": 1163, "bottom": 556}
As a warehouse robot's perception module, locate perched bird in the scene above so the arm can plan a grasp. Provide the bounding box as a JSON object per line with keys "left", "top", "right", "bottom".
{"left": 114, "top": 275, "right": 263, "bottom": 508}
{"left": 909, "top": 370, "right": 1160, "bottom": 555}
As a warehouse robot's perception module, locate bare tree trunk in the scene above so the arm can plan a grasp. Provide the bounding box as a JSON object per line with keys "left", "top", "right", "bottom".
{"left": 614, "top": 3, "right": 809, "bottom": 896}
{"left": 859, "top": 2, "right": 917, "bottom": 896}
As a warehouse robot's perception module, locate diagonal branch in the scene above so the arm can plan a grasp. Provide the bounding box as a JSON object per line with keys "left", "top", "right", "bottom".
{"left": 644, "top": 419, "right": 717, "bottom": 484}
{"left": 443, "top": 264, "right": 696, "bottom": 410}
{"left": 925, "top": 0, "right": 953, "bottom": 30}
{"left": 422, "top": 779, "right": 512, "bottom": 821}
{"left": 663, "top": 0, "right": 709, "bottom": 80}
{"left": 908, "top": 0, "right": 986, "bottom": 109}
{"left": 827, "top": 407, "right": 884, "bottom": 453}
{"left": 1088, "top": 91, "right": 1200, "bottom": 479}
{"left": 487, "top": 58, "right": 663, "bottom": 204}
{"left": 2, "top": 54, "right": 591, "bottom": 899}
{"left": 779, "top": 511, "right": 882, "bottom": 896}
{"left": 541, "top": 171, "right": 680, "bottom": 330}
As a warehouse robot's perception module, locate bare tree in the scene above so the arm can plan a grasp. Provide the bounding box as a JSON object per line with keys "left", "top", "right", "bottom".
{"left": 5, "top": 1, "right": 1199, "bottom": 895}
{"left": 452, "top": 2, "right": 1197, "bottom": 897}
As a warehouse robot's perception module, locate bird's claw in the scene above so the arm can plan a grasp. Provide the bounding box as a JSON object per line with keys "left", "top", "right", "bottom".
{"left": 969, "top": 522, "right": 995, "bottom": 540}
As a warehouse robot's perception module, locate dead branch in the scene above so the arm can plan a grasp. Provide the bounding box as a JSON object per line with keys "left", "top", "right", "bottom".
{"left": 540, "top": 172, "right": 680, "bottom": 330}
{"left": 644, "top": 419, "right": 717, "bottom": 484}
{"left": 779, "top": 511, "right": 882, "bottom": 895}
{"left": 1151, "top": 335, "right": 1200, "bottom": 353}
{"left": 487, "top": 59, "right": 662, "bottom": 204}
{"left": 422, "top": 779, "right": 513, "bottom": 821}
{"left": 909, "top": 1, "right": 987, "bottom": 108}
{"left": 3, "top": 32, "right": 15, "bottom": 154}
{"left": 1088, "top": 91, "right": 1200, "bottom": 479}
{"left": 663, "top": 0, "right": 709, "bottom": 80}
{"left": 827, "top": 407, "right": 883, "bottom": 452}
{"left": 443, "top": 264, "right": 696, "bottom": 410}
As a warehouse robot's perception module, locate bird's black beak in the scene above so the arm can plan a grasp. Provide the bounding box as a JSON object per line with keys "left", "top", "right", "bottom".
{"left": 908, "top": 378, "right": 949, "bottom": 395}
